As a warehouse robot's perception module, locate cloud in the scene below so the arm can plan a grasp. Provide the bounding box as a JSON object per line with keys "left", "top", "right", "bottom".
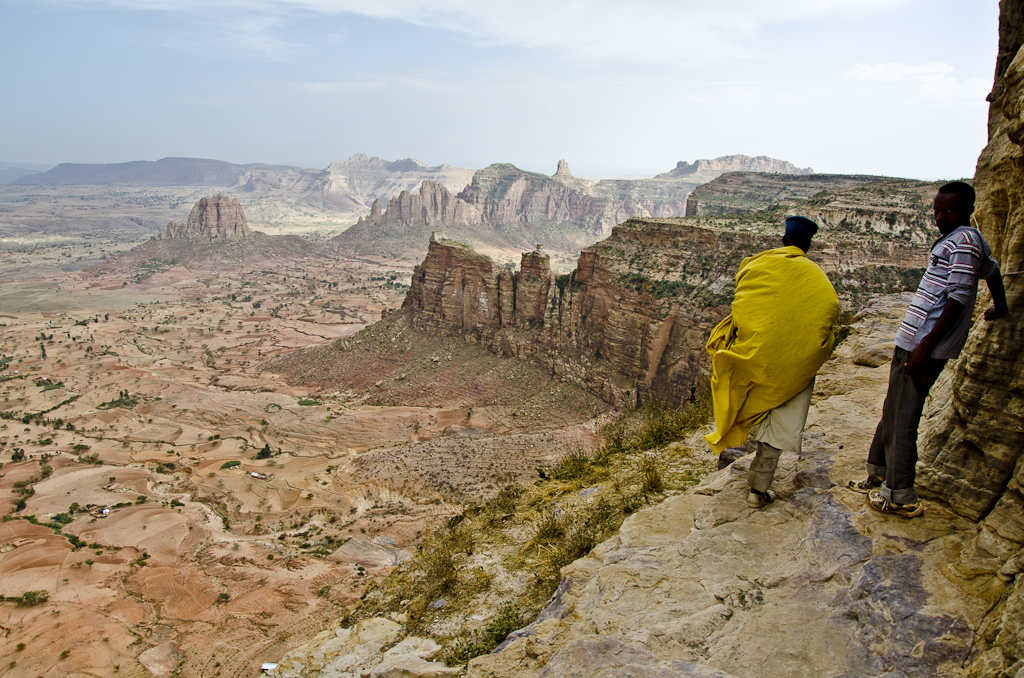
{"left": 46, "top": 0, "right": 913, "bottom": 65}
{"left": 842, "top": 61, "right": 955, "bottom": 83}
{"left": 841, "top": 61, "right": 989, "bottom": 106}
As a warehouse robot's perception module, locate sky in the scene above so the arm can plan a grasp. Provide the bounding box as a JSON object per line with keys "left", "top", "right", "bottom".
{"left": 0, "top": 0, "right": 1000, "bottom": 180}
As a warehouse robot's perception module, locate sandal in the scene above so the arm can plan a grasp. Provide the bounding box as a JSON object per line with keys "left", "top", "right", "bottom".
{"left": 867, "top": 490, "right": 924, "bottom": 518}
{"left": 747, "top": 488, "right": 776, "bottom": 509}
{"left": 848, "top": 476, "right": 884, "bottom": 494}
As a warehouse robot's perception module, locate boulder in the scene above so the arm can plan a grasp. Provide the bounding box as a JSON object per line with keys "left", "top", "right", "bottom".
{"left": 852, "top": 342, "right": 894, "bottom": 367}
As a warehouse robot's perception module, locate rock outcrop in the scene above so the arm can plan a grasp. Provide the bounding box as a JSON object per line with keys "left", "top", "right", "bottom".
{"left": 269, "top": 618, "right": 458, "bottom": 678}
{"left": 155, "top": 194, "right": 250, "bottom": 240}
{"left": 462, "top": 295, "right": 1001, "bottom": 678}
{"left": 270, "top": 295, "right": 1009, "bottom": 678}
{"left": 399, "top": 216, "right": 929, "bottom": 409}
{"left": 683, "top": 171, "right": 888, "bottom": 217}
{"left": 915, "top": 2, "right": 1024, "bottom": 674}
{"left": 656, "top": 154, "right": 813, "bottom": 182}
{"left": 310, "top": 155, "right": 476, "bottom": 213}
{"left": 334, "top": 157, "right": 827, "bottom": 259}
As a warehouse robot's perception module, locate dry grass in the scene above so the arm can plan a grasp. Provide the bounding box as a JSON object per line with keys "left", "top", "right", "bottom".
{"left": 351, "top": 388, "right": 717, "bottom": 664}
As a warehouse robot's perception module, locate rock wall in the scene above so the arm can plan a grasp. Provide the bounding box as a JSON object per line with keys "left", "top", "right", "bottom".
{"left": 359, "top": 180, "right": 484, "bottom": 229}
{"left": 335, "top": 158, "right": 835, "bottom": 259}
{"left": 917, "top": 2, "right": 1024, "bottom": 675}
{"left": 400, "top": 218, "right": 930, "bottom": 410}
{"left": 457, "top": 164, "right": 640, "bottom": 237}
{"left": 155, "top": 194, "right": 250, "bottom": 240}
{"left": 655, "top": 154, "right": 813, "bottom": 182}
{"left": 683, "top": 172, "right": 887, "bottom": 217}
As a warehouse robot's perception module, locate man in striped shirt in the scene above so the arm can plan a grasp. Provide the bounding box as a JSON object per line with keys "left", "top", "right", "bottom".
{"left": 851, "top": 181, "right": 1008, "bottom": 517}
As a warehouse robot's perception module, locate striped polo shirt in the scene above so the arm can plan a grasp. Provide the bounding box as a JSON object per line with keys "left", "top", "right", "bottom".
{"left": 895, "top": 225, "right": 1000, "bottom": 359}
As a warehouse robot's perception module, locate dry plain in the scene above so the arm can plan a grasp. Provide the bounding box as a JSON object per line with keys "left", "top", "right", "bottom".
{"left": 0, "top": 215, "right": 606, "bottom": 677}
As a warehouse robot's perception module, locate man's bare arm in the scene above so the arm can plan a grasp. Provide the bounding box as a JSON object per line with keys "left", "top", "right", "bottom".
{"left": 984, "top": 274, "right": 1009, "bottom": 320}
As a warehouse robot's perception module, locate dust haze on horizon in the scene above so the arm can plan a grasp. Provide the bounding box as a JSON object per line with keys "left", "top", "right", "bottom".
{"left": 0, "top": 0, "right": 999, "bottom": 181}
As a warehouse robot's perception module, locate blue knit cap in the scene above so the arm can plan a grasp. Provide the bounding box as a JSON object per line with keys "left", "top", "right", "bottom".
{"left": 785, "top": 215, "right": 819, "bottom": 238}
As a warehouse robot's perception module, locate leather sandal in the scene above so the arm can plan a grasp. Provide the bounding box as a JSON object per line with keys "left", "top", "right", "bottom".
{"left": 747, "top": 488, "right": 776, "bottom": 509}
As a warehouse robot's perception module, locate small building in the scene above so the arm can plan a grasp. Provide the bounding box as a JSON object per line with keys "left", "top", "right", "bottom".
{"left": 260, "top": 663, "right": 279, "bottom": 672}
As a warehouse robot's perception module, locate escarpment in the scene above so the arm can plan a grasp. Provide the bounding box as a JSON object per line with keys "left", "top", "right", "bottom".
{"left": 914, "top": 3, "right": 1024, "bottom": 674}
{"left": 332, "top": 157, "right": 821, "bottom": 259}
{"left": 399, "top": 218, "right": 930, "bottom": 410}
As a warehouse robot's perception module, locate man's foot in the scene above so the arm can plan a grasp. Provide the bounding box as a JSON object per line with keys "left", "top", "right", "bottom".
{"left": 747, "top": 488, "right": 776, "bottom": 509}
{"left": 848, "top": 475, "right": 884, "bottom": 494}
{"left": 867, "top": 490, "right": 923, "bottom": 518}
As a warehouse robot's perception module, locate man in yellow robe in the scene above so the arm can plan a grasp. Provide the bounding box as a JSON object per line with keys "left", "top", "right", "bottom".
{"left": 705, "top": 216, "right": 840, "bottom": 508}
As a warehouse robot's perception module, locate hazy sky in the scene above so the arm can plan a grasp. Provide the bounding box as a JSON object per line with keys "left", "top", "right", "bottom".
{"left": 0, "top": 0, "right": 999, "bottom": 179}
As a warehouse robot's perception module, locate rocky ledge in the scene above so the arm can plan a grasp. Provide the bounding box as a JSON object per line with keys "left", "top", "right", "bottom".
{"left": 270, "top": 293, "right": 1023, "bottom": 677}
{"left": 466, "top": 293, "right": 1011, "bottom": 678}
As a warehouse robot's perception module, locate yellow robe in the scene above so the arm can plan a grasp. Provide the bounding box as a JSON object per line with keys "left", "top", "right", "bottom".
{"left": 704, "top": 246, "right": 839, "bottom": 453}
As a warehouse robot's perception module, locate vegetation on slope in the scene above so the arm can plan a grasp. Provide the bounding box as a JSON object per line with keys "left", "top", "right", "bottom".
{"left": 344, "top": 393, "right": 716, "bottom": 665}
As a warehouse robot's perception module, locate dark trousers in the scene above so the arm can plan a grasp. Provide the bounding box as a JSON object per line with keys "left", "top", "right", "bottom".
{"left": 866, "top": 346, "right": 947, "bottom": 504}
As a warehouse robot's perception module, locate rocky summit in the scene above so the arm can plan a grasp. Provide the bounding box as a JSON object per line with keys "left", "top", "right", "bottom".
{"left": 655, "top": 154, "right": 813, "bottom": 182}
{"left": 154, "top": 193, "right": 251, "bottom": 240}
{"left": 394, "top": 213, "right": 928, "bottom": 409}
{"left": 267, "top": 4, "right": 1024, "bottom": 672}
{"left": 333, "top": 156, "right": 820, "bottom": 260}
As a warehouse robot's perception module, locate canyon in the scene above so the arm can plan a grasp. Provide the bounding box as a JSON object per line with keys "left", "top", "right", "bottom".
{"left": 333, "top": 157, "right": 823, "bottom": 263}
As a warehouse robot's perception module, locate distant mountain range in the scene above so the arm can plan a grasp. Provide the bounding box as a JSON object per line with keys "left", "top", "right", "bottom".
{"left": 12, "top": 157, "right": 299, "bottom": 187}
{"left": 0, "top": 160, "right": 52, "bottom": 184}
{"left": 7, "top": 154, "right": 819, "bottom": 241}
{"left": 332, "top": 156, "right": 818, "bottom": 258}
{"left": 10, "top": 155, "right": 478, "bottom": 218}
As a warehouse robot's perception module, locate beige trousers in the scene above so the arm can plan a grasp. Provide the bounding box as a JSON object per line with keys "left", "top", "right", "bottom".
{"left": 747, "top": 378, "right": 814, "bottom": 492}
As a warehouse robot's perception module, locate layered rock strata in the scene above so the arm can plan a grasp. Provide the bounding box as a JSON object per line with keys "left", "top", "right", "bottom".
{"left": 656, "top": 154, "right": 813, "bottom": 181}
{"left": 916, "top": 2, "right": 1024, "bottom": 673}
{"left": 335, "top": 157, "right": 823, "bottom": 258}
{"left": 400, "top": 219, "right": 929, "bottom": 409}
{"left": 271, "top": 297, "right": 1005, "bottom": 678}
{"left": 683, "top": 171, "right": 887, "bottom": 216}
{"left": 155, "top": 193, "right": 250, "bottom": 240}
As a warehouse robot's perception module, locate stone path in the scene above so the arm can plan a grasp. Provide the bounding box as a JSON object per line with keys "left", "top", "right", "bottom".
{"left": 469, "top": 293, "right": 1000, "bottom": 678}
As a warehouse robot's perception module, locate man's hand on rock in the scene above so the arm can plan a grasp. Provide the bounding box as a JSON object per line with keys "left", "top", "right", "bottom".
{"left": 984, "top": 304, "right": 1009, "bottom": 321}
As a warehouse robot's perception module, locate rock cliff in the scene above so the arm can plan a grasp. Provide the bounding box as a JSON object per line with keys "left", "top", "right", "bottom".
{"left": 268, "top": 295, "right": 1009, "bottom": 678}
{"left": 399, "top": 216, "right": 929, "bottom": 409}
{"left": 656, "top": 154, "right": 813, "bottom": 182}
{"left": 683, "top": 171, "right": 888, "bottom": 216}
{"left": 154, "top": 193, "right": 251, "bottom": 240}
{"left": 334, "top": 157, "right": 822, "bottom": 260}
{"left": 308, "top": 154, "right": 476, "bottom": 213}
{"left": 915, "top": 2, "right": 1024, "bottom": 674}
{"left": 331, "top": 166, "right": 627, "bottom": 259}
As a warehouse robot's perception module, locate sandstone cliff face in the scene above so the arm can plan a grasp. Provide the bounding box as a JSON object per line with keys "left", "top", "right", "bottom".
{"left": 456, "top": 164, "right": 639, "bottom": 237}
{"left": 400, "top": 218, "right": 929, "bottom": 410}
{"left": 683, "top": 171, "right": 888, "bottom": 217}
{"left": 916, "top": 3, "right": 1024, "bottom": 673}
{"left": 155, "top": 194, "right": 250, "bottom": 240}
{"left": 332, "top": 165, "right": 633, "bottom": 259}
{"left": 336, "top": 158, "right": 829, "bottom": 259}
{"left": 361, "top": 181, "right": 484, "bottom": 229}
{"left": 310, "top": 154, "right": 476, "bottom": 213}
{"left": 656, "top": 154, "right": 813, "bottom": 182}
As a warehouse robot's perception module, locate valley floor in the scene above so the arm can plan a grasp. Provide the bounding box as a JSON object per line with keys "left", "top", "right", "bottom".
{"left": 0, "top": 250, "right": 605, "bottom": 677}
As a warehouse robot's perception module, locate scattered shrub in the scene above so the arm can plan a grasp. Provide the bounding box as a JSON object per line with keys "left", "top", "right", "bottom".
{"left": 18, "top": 590, "right": 49, "bottom": 606}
